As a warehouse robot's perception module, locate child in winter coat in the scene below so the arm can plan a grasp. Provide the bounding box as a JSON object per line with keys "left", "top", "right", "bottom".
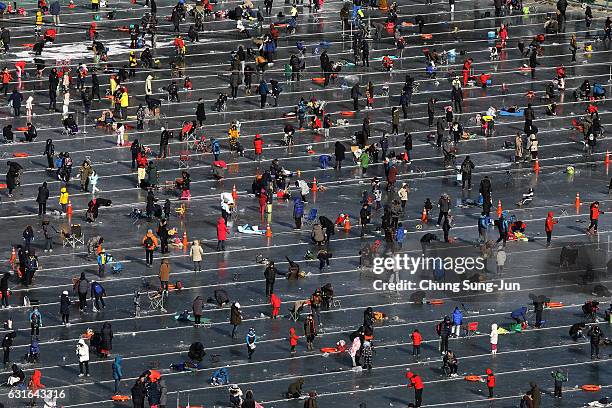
{"left": 289, "top": 328, "right": 299, "bottom": 354}
{"left": 76, "top": 339, "right": 90, "bottom": 376}
{"left": 411, "top": 329, "right": 422, "bottom": 358}
{"left": 544, "top": 211, "right": 558, "bottom": 247}
{"left": 490, "top": 323, "right": 499, "bottom": 355}
{"left": 485, "top": 368, "right": 495, "bottom": 398}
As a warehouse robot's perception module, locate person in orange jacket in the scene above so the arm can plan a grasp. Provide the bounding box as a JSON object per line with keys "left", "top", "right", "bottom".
{"left": 270, "top": 292, "right": 281, "bottom": 319}
{"left": 411, "top": 329, "right": 422, "bottom": 358}
{"left": 544, "top": 211, "right": 558, "bottom": 247}
{"left": 28, "top": 369, "right": 45, "bottom": 407}
{"left": 1, "top": 67, "right": 12, "bottom": 95}
{"left": 485, "top": 368, "right": 495, "bottom": 398}
{"left": 587, "top": 201, "right": 601, "bottom": 234}
{"left": 406, "top": 370, "right": 424, "bottom": 407}
{"left": 289, "top": 327, "right": 299, "bottom": 354}
{"left": 142, "top": 229, "right": 159, "bottom": 267}
{"left": 253, "top": 134, "right": 264, "bottom": 161}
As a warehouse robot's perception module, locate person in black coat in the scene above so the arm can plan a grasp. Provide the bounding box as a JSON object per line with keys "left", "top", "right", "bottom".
{"left": 157, "top": 218, "right": 169, "bottom": 254}
{"left": 529, "top": 51, "right": 539, "bottom": 79}
{"left": 146, "top": 189, "right": 156, "bottom": 219}
{"left": 319, "top": 216, "right": 335, "bottom": 242}
{"left": 0, "top": 272, "right": 10, "bottom": 308}
{"left": 6, "top": 161, "right": 22, "bottom": 197}
{"left": 334, "top": 141, "right": 346, "bottom": 169}
{"left": 2, "top": 331, "right": 16, "bottom": 365}
{"left": 60, "top": 290, "right": 71, "bottom": 325}
{"left": 48, "top": 68, "right": 59, "bottom": 110}
{"left": 351, "top": 84, "right": 360, "bottom": 111}
{"left": 264, "top": 262, "right": 277, "bottom": 298}
{"left": 195, "top": 98, "right": 206, "bottom": 126}
{"left": 44, "top": 139, "right": 55, "bottom": 168}
{"left": 3, "top": 124, "right": 13, "bottom": 143}
{"left": 131, "top": 377, "right": 147, "bottom": 408}
{"left": 8, "top": 89, "right": 23, "bottom": 117}
{"left": 100, "top": 322, "right": 113, "bottom": 356}
{"left": 36, "top": 182, "right": 49, "bottom": 215}
{"left": 130, "top": 139, "right": 140, "bottom": 169}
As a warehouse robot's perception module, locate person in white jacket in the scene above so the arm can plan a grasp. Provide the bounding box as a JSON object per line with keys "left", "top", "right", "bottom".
{"left": 348, "top": 336, "right": 361, "bottom": 367}
{"left": 76, "top": 339, "right": 90, "bottom": 376}
{"left": 115, "top": 123, "right": 125, "bottom": 146}
{"left": 26, "top": 96, "right": 34, "bottom": 119}
{"left": 490, "top": 323, "right": 498, "bottom": 355}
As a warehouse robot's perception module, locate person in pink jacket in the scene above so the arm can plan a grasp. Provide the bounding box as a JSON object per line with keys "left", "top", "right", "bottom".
{"left": 216, "top": 217, "right": 230, "bottom": 251}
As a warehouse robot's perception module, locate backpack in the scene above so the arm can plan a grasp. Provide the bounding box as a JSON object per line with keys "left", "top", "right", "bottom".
{"left": 144, "top": 236, "right": 153, "bottom": 248}
{"left": 94, "top": 283, "right": 103, "bottom": 295}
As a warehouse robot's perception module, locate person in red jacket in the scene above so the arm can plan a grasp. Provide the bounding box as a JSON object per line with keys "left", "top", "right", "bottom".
{"left": 1, "top": 67, "right": 12, "bottom": 95}
{"left": 406, "top": 371, "right": 424, "bottom": 407}
{"left": 258, "top": 189, "right": 267, "bottom": 216}
{"left": 253, "top": 134, "right": 264, "bottom": 162}
{"left": 411, "top": 329, "right": 422, "bottom": 358}
{"left": 270, "top": 292, "right": 281, "bottom": 318}
{"left": 544, "top": 211, "right": 558, "bottom": 247}
{"left": 587, "top": 201, "right": 600, "bottom": 234}
{"left": 216, "top": 217, "right": 230, "bottom": 251}
{"left": 289, "top": 327, "right": 299, "bottom": 354}
{"left": 485, "top": 368, "right": 495, "bottom": 398}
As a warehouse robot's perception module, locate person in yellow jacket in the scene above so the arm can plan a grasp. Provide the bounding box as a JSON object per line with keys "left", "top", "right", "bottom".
{"left": 119, "top": 88, "right": 129, "bottom": 119}
{"left": 128, "top": 52, "right": 138, "bottom": 79}
{"left": 109, "top": 75, "right": 117, "bottom": 108}
{"left": 59, "top": 186, "right": 69, "bottom": 214}
{"left": 35, "top": 10, "right": 43, "bottom": 37}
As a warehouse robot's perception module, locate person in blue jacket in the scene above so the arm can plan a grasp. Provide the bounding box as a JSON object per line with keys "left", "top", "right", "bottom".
{"left": 451, "top": 306, "right": 463, "bottom": 337}
{"left": 511, "top": 306, "right": 528, "bottom": 325}
{"left": 211, "top": 138, "right": 221, "bottom": 161}
{"left": 258, "top": 80, "right": 268, "bottom": 109}
{"left": 112, "top": 355, "right": 123, "bottom": 394}
{"left": 246, "top": 328, "right": 257, "bottom": 360}
{"left": 293, "top": 197, "right": 304, "bottom": 230}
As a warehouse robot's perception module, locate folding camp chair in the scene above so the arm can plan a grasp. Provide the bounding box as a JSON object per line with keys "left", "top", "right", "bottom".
{"left": 62, "top": 224, "right": 84, "bottom": 248}
{"left": 288, "top": 299, "right": 310, "bottom": 322}
{"left": 462, "top": 321, "right": 479, "bottom": 337}
{"left": 178, "top": 151, "right": 191, "bottom": 169}
{"left": 148, "top": 290, "right": 167, "bottom": 312}
{"left": 303, "top": 208, "right": 318, "bottom": 225}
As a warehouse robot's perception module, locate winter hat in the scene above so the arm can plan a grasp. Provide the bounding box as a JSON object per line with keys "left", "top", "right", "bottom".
{"left": 234, "top": 302, "right": 241, "bottom": 308}
{"left": 62, "top": 290, "right": 69, "bottom": 295}
{"left": 486, "top": 368, "right": 493, "bottom": 375}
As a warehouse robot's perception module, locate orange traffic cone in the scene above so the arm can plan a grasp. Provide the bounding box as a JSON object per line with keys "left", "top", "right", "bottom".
{"left": 66, "top": 201, "right": 73, "bottom": 217}
{"left": 265, "top": 223, "right": 273, "bottom": 237}
{"left": 311, "top": 177, "right": 318, "bottom": 192}
{"left": 182, "top": 231, "right": 188, "bottom": 248}
{"left": 421, "top": 207, "right": 428, "bottom": 223}
{"left": 496, "top": 200, "right": 502, "bottom": 217}
{"left": 605, "top": 150, "right": 610, "bottom": 165}
{"left": 231, "top": 184, "right": 238, "bottom": 200}
{"left": 533, "top": 159, "right": 540, "bottom": 173}
{"left": 575, "top": 193, "right": 580, "bottom": 208}
{"left": 343, "top": 215, "right": 351, "bottom": 232}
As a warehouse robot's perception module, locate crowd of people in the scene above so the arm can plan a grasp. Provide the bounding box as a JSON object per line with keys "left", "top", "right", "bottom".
{"left": 0, "top": 0, "right": 610, "bottom": 405}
